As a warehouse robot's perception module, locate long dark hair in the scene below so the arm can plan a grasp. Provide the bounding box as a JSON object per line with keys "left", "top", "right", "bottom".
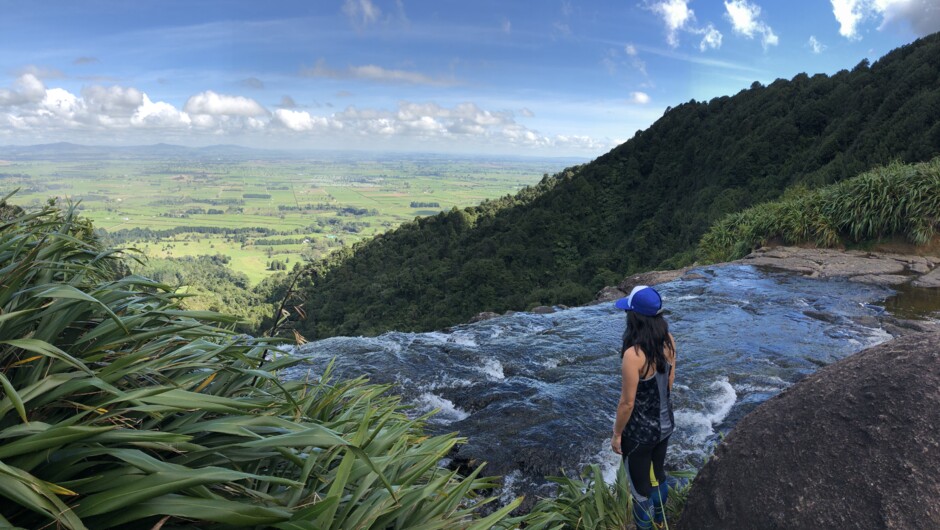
{"left": 621, "top": 311, "right": 673, "bottom": 375}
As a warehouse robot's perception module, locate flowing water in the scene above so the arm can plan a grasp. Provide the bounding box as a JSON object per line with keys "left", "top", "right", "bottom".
{"left": 282, "top": 264, "right": 922, "bottom": 502}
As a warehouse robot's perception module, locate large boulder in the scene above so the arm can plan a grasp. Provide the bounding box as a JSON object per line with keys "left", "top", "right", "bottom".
{"left": 679, "top": 332, "right": 940, "bottom": 529}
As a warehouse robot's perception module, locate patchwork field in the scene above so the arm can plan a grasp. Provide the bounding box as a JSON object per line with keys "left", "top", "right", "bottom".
{"left": 3, "top": 151, "right": 578, "bottom": 284}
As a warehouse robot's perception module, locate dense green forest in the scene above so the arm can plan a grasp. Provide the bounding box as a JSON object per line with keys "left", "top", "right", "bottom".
{"left": 292, "top": 33, "right": 940, "bottom": 338}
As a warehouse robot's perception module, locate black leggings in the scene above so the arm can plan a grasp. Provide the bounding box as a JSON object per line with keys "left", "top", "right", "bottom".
{"left": 621, "top": 436, "right": 669, "bottom": 500}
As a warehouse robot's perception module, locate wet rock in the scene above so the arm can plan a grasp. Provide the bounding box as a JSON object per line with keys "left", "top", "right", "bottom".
{"left": 849, "top": 274, "right": 911, "bottom": 285}
{"left": 802, "top": 310, "right": 842, "bottom": 324}
{"left": 678, "top": 332, "right": 940, "bottom": 530}
{"left": 617, "top": 266, "right": 694, "bottom": 293}
{"left": 595, "top": 285, "right": 626, "bottom": 302}
{"left": 530, "top": 305, "right": 555, "bottom": 314}
{"left": 739, "top": 247, "right": 931, "bottom": 286}
{"left": 912, "top": 267, "right": 940, "bottom": 288}
{"left": 469, "top": 311, "right": 501, "bottom": 323}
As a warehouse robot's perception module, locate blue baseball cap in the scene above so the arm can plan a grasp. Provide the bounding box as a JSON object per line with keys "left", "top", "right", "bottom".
{"left": 615, "top": 285, "right": 663, "bottom": 316}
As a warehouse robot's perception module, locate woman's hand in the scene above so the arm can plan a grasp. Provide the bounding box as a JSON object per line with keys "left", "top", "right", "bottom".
{"left": 611, "top": 433, "right": 622, "bottom": 454}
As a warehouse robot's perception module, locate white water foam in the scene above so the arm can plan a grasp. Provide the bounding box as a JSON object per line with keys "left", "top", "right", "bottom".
{"left": 669, "top": 294, "right": 701, "bottom": 302}
{"left": 480, "top": 358, "right": 505, "bottom": 380}
{"left": 859, "top": 326, "right": 893, "bottom": 348}
{"left": 416, "top": 392, "right": 470, "bottom": 422}
{"left": 448, "top": 332, "right": 479, "bottom": 348}
{"left": 674, "top": 378, "right": 737, "bottom": 446}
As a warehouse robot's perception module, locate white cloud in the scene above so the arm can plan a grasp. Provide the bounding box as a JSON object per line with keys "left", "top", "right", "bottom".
{"left": 0, "top": 76, "right": 610, "bottom": 154}
{"left": 831, "top": 0, "right": 939, "bottom": 39}
{"left": 82, "top": 85, "right": 144, "bottom": 117}
{"left": 502, "top": 18, "right": 512, "bottom": 34}
{"left": 302, "top": 59, "right": 457, "bottom": 87}
{"left": 831, "top": 0, "right": 865, "bottom": 38}
{"left": 808, "top": 35, "right": 826, "bottom": 53}
{"left": 183, "top": 91, "right": 267, "bottom": 117}
{"left": 343, "top": 0, "right": 381, "bottom": 28}
{"left": 650, "top": 0, "right": 695, "bottom": 47}
{"left": 629, "top": 91, "right": 651, "bottom": 104}
{"left": 131, "top": 94, "right": 191, "bottom": 128}
{"left": 625, "top": 44, "right": 638, "bottom": 56}
{"left": 0, "top": 74, "right": 46, "bottom": 107}
{"left": 272, "top": 109, "right": 333, "bottom": 131}
{"left": 648, "top": 1, "right": 724, "bottom": 51}
{"left": 876, "top": 0, "right": 940, "bottom": 36}
{"left": 699, "top": 24, "right": 724, "bottom": 50}
{"left": 40, "top": 88, "right": 82, "bottom": 121}
{"left": 724, "top": 0, "right": 779, "bottom": 48}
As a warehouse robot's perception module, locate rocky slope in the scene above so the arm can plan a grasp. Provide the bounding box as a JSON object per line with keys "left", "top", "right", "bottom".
{"left": 677, "top": 330, "right": 940, "bottom": 529}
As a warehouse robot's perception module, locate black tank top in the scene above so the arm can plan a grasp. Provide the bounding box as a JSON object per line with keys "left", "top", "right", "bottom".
{"left": 623, "top": 361, "right": 674, "bottom": 445}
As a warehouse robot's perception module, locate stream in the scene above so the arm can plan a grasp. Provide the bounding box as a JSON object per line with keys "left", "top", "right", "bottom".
{"left": 282, "top": 264, "right": 937, "bottom": 503}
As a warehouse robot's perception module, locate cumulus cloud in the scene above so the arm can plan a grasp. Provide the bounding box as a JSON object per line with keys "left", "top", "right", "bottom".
{"left": 131, "top": 94, "right": 191, "bottom": 128}
{"left": 302, "top": 59, "right": 457, "bottom": 86}
{"left": 648, "top": 1, "right": 724, "bottom": 51}
{"left": 183, "top": 91, "right": 268, "bottom": 117}
{"left": 82, "top": 85, "right": 144, "bottom": 117}
{"left": 271, "top": 109, "right": 336, "bottom": 132}
{"left": 650, "top": 0, "right": 695, "bottom": 47}
{"left": 833, "top": 0, "right": 940, "bottom": 39}
{"left": 625, "top": 44, "right": 638, "bottom": 56}
{"left": 343, "top": 0, "right": 381, "bottom": 28}
{"left": 0, "top": 75, "right": 608, "bottom": 154}
{"left": 878, "top": 0, "right": 940, "bottom": 36}
{"left": 629, "top": 91, "right": 652, "bottom": 104}
{"left": 724, "top": 0, "right": 779, "bottom": 48}
{"left": 0, "top": 74, "right": 47, "bottom": 107}
{"left": 808, "top": 35, "right": 826, "bottom": 53}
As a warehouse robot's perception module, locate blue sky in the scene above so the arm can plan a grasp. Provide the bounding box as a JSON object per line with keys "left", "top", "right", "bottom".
{"left": 0, "top": 0, "right": 937, "bottom": 156}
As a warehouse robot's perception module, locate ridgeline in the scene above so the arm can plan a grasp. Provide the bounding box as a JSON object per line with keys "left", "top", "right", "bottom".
{"left": 297, "top": 33, "right": 940, "bottom": 338}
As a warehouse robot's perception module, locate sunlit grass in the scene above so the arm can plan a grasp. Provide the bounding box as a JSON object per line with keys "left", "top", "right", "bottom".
{"left": 698, "top": 158, "right": 940, "bottom": 263}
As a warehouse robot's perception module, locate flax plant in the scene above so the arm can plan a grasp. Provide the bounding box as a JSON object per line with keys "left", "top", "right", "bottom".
{"left": 0, "top": 198, "right": 520, "bottom": 529}
{"left": 698, "top": 158, "right": 940, "bottom": 263}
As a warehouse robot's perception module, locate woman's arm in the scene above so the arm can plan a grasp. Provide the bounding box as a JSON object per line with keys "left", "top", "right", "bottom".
{"left": 611, "top": 347, "right": 640, "bottom": 454}
{"left": 668, "top": 333, "right": 676, "bottom": 392}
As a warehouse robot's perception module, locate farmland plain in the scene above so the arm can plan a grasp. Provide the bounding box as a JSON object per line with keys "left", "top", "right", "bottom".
{"left": 2, "top": 146, "right": 580, "bottom": 284}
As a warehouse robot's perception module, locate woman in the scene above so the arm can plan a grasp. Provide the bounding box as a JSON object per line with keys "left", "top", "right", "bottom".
{"left": 611, "top": 285, "right": 676, "bottom": 530}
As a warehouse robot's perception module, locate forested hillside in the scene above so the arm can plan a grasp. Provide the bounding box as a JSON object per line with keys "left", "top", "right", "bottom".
{"left": 297, "top": 33, "right": 940, "bottom": 338}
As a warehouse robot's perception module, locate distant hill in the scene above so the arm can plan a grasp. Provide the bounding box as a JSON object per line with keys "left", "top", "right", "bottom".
{"left": 294, "top": 32, "right": 940, "bottom": 338}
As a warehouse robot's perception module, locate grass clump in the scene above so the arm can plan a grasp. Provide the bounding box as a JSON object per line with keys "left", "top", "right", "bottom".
{"left": 514, "top": 465, "right": 693, "bottom": 530}
{"left": 698, "top": 158, "right": 940, "bottom": 263}
{"left": 0, "top": 197, "right": 519, "bottom": 529}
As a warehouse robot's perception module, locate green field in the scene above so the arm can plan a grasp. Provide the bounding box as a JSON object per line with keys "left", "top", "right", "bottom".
{"left": 2, "top": 154, "right": 576, "bottom": 284}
